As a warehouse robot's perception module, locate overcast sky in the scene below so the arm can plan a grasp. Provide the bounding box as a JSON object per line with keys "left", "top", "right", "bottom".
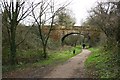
{"left": 22, "top": 0, "right": 99, "bottom": 26}
{"left": 1, "top": 0, "right": 118, "bottom": 26}
{"left": 67, "top": 0, "right": 98, "bottom": 26}
{"left": 66, "top": 0, "right": 119, "bottom": 26}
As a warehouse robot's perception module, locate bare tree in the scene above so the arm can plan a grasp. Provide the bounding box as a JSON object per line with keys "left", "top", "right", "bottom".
{"left": 87, "top": 2, "right": 118, "bottom": 45}
{"left": 84, "top": 2, "right": 120, "bottom": 76}
{"left": 1, "top": 0, "right": 40, "bottom": 65}
{"left": 32, "top": 0, "right": 70, "bottom": 58}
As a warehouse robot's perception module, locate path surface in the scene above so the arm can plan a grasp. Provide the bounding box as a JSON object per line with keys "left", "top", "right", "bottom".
{"left": 44, "top": 49, "right": 91, "bottom": 78}
{"left": 3, "top": 49, "right": 91, "bottom": 78}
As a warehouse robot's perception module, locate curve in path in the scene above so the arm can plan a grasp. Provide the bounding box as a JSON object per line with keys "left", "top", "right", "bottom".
{"left": 44, "top": 49, "right": 91, "bottom": 78}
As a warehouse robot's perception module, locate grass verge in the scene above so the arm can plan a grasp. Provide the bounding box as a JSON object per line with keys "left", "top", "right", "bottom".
{"left": 85, "top": 47, "right": 119, "bottom": 78}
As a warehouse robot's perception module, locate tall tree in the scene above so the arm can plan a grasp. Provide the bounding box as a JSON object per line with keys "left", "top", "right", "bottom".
{"left": 32, "top": 0, "right": 70, "bottom": 58}
{"left": 86, "top": 2, "right": 118, "bottom": 46}
{"left": 88, "top": 1, "right": 120, "bottom": 77}
{"left": 1, "top": 0, "right": 40, "bottom": 65}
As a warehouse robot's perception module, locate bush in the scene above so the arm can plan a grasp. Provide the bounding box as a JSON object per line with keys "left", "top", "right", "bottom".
{"left": 2, "top": 49, "right": 44, "bottom": 65}
{"left": 16, "top": 49, "right": 43, "bottom": 64}
{"left": 2, "top": 47, "right": 10, "bottom": 65}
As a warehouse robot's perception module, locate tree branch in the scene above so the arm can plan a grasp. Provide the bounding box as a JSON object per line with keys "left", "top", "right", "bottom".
{"left": 16, "top": 25, "right": 33, "bottom": 47}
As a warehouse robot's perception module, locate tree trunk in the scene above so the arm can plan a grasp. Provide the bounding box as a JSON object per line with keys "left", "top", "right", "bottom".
{"left": 10, "top": 41, "right": 16, "bottom": 65}
{"left": 10, "top": 25, "right": 16, "bottom": 65}
{"left": 43, "top": 45, "right": 47, "bottom": 59}
{"left": 117, "top": 1, "right": 120, "bottom": 63}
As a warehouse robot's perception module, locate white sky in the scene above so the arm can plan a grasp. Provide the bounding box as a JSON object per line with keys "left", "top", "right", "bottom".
{"left": 67, "top": 0, "right": 98, "bottom": 26}
{"left": 1, "top": 0, "right": 118, "bottom": 26}
{"left": 23, "top": 0, "right": 98, "bottom": 26}
{"left": 67, "top": 0, "right": 120, "bottom": 26}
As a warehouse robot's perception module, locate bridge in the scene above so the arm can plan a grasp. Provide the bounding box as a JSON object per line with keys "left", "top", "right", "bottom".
{"left": 43, "top": 25, "right": 102, "bottom": 46}
{"left": 50, "top": 26, "right": 100, "bottom": 36}
{"left": 51, "top": 26, "right": 100, "bottom": 35}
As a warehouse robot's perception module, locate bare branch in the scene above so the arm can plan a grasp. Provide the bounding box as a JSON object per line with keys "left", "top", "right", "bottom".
{"left": 18, "top": 2, "right": 41, "bottom": 22}
{"left": 16, "top": 25, "right": 33, "bottom": 47}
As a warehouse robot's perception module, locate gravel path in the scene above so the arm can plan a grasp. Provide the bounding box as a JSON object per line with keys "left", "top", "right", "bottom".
{"left": 44, "top": 49, "right": 91, "bottom": 78}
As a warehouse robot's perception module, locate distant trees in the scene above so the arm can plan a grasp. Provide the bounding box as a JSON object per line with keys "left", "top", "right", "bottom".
{"left": 1, "top": 0, "right": 40, "bottom": 65}
{"left": 63, "top": 34, "right": 80, "bottom": 46}
{"left": 55, "top": 8, "right": 76, "bottom": 27}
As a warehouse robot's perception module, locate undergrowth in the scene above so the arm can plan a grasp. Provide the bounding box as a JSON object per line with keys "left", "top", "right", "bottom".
{"left": 85, "top": 47, "right": 119, "bottom": 78}
{"left": 3, "top": 45, "right": 82, "bottom": 73}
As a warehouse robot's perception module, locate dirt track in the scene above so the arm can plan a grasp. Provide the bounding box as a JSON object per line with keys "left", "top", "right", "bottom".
{"left": 44, "top": 49, "right": 91, "bottom": 78}
{"left": 3, "top": 49, "right": 91, "bottom": 78}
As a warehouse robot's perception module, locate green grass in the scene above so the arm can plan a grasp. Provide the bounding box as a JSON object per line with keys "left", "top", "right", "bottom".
{"left": 85, "top": 47, "right": 119, "bottom": 78}
{"left": 3, "top": 45, "right": 82, "bottom": 73}
{"left": 35, "top": 46, "right": 81, "bottom": 66}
